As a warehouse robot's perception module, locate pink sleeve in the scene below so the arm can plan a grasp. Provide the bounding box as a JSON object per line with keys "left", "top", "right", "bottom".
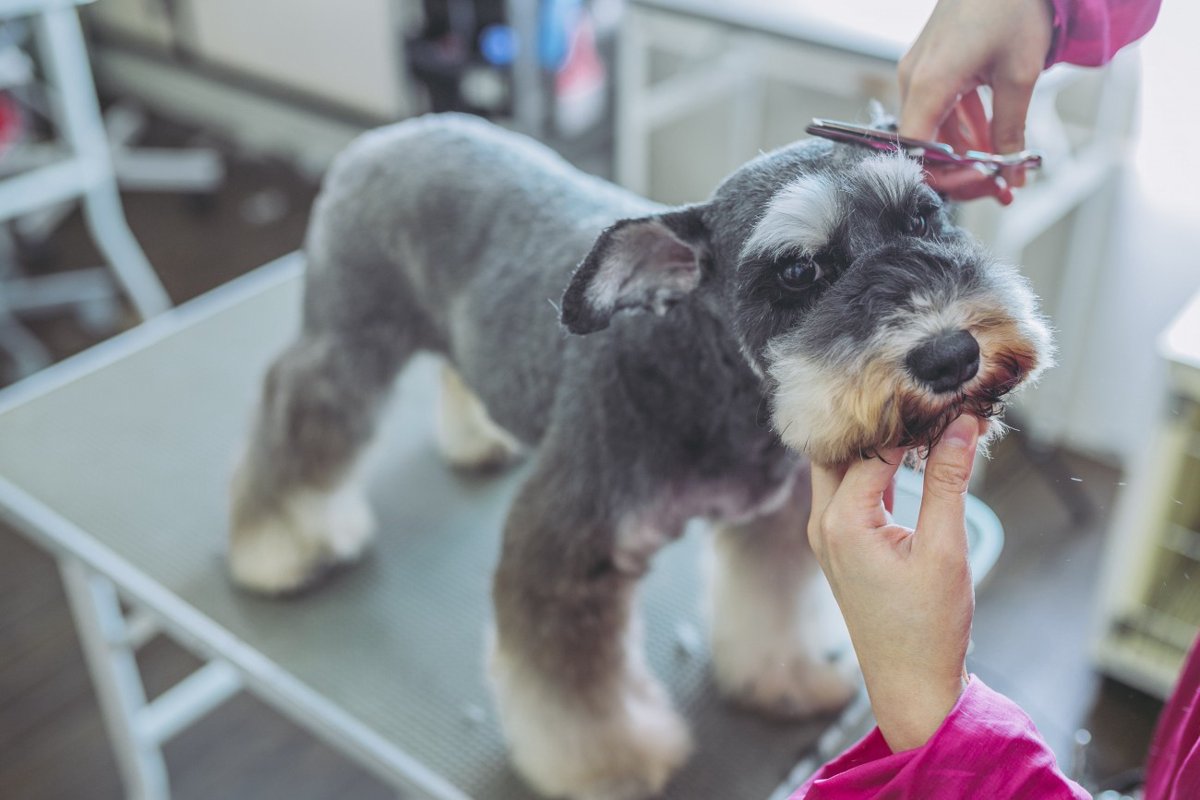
{"left": 1143, "top": 635, "right": 1200, "bottom": 799}
{"left": 789, "top": 676, "right": 1089, "bottom": 800}
{"left": 1045, "top": 0, "right": 1163, "bottom": 67}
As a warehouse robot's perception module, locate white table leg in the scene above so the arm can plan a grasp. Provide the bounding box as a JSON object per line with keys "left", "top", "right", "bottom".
{"left": 59, "top": 557, "right": 170, "bottom": 800}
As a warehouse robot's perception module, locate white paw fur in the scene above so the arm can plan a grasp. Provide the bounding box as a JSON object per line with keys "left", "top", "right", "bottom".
{"left": 489, "top": 636, "right": 691, "bottom": 800}
{"left": 708, "top": 530, "right": 859, "bottom": 717}
{"left": 229, "top": 482, "right": 374, "bottom": 594}
{"left": 436, "top": 363, "right": 523, "bottom": 470}
{"left": 712, "top": 637, "right": 859, "bottom": 718}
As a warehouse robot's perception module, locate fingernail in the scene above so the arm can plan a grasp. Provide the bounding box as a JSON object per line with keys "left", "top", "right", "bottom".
{"left": 943, "top": 415, "right": 978, "bottom": 449}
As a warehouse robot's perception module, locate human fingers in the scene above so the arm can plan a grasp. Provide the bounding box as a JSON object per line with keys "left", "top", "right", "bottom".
{"left": 809, "top": 461, "right": 846, "bottom": 516}
{"left": 897, "top": 68, "right": 964, "bottom": 142}
{"left": 808, "top": 461, "right": 849, "bottom": 556}
{"left": 914, "top": 415, "right": 980, "bottom": 553}
{"left": 991, "top": 75, "right": 1037, "bottom": 187}
{"left": 952, "top": 89, "right": 993, "bottom": 153}
{"left": 833, "top": 448, "right": 905, "bottom": 520}
{"left": 926, "top": 165, "right": 1012, "bottom": 204}
{"left": 935, "top": 113, "right": 971, "bottom": 157}
{"left": 925, "top": 106, "right": 1011, "bottom": 204}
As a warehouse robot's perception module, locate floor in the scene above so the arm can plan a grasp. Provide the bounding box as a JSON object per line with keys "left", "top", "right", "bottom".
{"left": 0, "top": 115, "right": 1166, "bottom": 799}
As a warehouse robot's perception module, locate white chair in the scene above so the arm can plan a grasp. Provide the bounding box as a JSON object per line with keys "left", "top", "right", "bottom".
{"left": 0, "top": 0, "right": 175, "bottom": 377}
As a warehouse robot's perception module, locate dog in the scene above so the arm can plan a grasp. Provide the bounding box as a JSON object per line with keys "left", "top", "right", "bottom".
{"left": 228, "top": 113, "right": 1051, "bottom": 800}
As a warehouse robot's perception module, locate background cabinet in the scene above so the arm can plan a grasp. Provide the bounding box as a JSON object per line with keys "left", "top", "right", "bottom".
{"left": 1094, "top": 290, "right": 1200, "bottom": 696}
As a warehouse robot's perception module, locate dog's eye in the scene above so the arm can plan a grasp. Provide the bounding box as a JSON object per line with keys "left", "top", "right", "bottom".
{"left": 778, "top": 260, "right": 821, "bottom": 291}
{"left": 904, "top": 211, "right": 930, "bottom": 237}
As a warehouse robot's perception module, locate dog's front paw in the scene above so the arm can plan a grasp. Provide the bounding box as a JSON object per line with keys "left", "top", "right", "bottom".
{"left": 713, "top": 644, "right": 859, "bottom": 718}
{"left": 490, "top": 647, "right": 691, "bottom": 800}
{"left": 229, "top": 484, "right": 374, "bottom": 594}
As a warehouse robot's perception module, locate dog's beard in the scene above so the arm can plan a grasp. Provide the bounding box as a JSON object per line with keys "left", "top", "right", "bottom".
{"left": 768, "top": 347, "right": 1035, "bottom": 466}
{"left": 766, "top": 287, "right": 1050, "bottom": 466}
{"left": 888, "top": 350, "right": 1025, "bottom": 458}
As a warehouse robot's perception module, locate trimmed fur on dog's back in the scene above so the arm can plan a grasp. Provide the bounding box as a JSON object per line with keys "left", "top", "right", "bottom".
{"left": 300, "top": 113, "right": 795, "bottom": 510}
{"left": 303, "top": 114, "right": 650, "bottom": 445}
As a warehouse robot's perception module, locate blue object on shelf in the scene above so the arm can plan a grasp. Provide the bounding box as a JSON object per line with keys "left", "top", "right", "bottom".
{"left": 479, "top": 23, "right": 517, "bottom": 67}
{"left": 538, "top": 0, "right": 581, "bottom": 70}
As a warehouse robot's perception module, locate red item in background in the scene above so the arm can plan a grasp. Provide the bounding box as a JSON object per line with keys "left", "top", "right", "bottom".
{"left": 0, "top": 91, "right": 24, "bottom": 159}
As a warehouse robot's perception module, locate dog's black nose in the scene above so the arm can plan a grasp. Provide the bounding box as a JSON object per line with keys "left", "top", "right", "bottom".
{"left": 907, "top": 330, "right": 980, "bottom": 393}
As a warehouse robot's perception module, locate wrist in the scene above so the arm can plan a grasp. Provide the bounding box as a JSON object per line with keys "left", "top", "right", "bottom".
{"left": 867, "top": 670, "right": 968, "bottom": 752}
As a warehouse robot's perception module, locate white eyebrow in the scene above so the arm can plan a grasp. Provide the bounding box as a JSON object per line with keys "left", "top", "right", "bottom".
{"left": 855, "top": 154, "right": 923, "bottom": 208}
{"left": 741, "top": 173, "right": 841, "bottom": 260}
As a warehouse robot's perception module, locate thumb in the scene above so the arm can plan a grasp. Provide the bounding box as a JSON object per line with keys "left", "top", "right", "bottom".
{"left": 915, "top": 416, "right": 979, "bottom": 548}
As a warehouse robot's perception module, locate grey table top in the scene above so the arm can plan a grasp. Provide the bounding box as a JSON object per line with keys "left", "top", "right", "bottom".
{"left": 0, "top": 255, "right": 1001, "bottom": 799}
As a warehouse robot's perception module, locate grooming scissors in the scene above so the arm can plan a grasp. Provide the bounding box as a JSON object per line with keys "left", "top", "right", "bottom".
{"left": 805, "top": 118, "right": 1043, "bottom": 172}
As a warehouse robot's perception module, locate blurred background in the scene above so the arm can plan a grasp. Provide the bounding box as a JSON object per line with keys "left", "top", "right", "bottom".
{"left": 1, "top": 0, "right": 1198, "bottom": 798}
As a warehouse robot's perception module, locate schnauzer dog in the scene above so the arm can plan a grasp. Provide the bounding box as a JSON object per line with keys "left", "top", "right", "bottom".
{"left": 228, "top": 113, "right": 1050, "bottom": 799}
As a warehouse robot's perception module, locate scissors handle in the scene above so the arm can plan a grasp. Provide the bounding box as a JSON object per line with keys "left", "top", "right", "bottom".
{"left": 806, "top": 119, "right": 1043, "bottom": 171}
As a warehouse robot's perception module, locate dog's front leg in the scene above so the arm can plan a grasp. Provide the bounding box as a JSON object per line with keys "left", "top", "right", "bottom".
{"left": 708, "top": 466, "right": 859, "bottom": 717}
{"left": 489, "top": 465, "right": 690, "bottom": 800}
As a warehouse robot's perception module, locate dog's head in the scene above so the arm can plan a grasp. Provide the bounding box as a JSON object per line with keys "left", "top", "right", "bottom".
{"left": 561, "top": 143, "right": 1053, "bottom": 466}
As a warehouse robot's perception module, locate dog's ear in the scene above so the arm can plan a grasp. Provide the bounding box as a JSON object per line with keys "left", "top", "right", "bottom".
{"left": 560, "top": 206, "right": 709, "bottom": 334}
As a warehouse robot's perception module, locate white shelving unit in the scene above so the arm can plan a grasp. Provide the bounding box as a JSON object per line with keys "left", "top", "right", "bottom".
{"left": 1094, "top": 290, "right": 1200, "bottom": 697}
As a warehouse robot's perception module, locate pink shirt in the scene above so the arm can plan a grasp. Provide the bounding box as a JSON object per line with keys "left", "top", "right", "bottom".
{"left": 1046, "top": 0, "right": 1162, "bottom": 67}
{"left": 1144, "top": 637, "right": 1200, "bottom": 799}
{"left": 791, "top": 639, "right": 1200, "bottom": 800}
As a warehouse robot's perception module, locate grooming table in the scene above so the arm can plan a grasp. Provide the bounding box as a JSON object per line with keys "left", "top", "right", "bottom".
{"left": 0, "top": 254, "right": 1004, "bottom": 800}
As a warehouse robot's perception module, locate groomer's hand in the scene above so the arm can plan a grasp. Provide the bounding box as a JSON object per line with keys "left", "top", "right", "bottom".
{"left": 808, "top": 415, "right": 983, "bottom": 752}
{"left": 899, "top": 0, "right": 1054, "bottom": 204}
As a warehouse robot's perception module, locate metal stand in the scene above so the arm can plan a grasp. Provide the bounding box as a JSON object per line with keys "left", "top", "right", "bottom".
{"left": 59, "top": 557, "right": 243, "bottom": 800}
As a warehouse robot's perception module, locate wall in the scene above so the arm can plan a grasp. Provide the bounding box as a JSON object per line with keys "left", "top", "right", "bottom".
{"left": 1061, "top": 2, "right": 1200, "bottom": 464}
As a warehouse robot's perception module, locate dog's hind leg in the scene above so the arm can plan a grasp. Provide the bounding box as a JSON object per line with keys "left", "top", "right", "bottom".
{"left": 489, "top": 456, "right": 690, "bottom": 800}
{"left": 435, "top": 363, "right": 523, "bottom": 471}
{"left": 708, "top": 467, "right": 860, "bottom": 717}
{"left": 228, "top": 322, "right": 412, "bottom": 594}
